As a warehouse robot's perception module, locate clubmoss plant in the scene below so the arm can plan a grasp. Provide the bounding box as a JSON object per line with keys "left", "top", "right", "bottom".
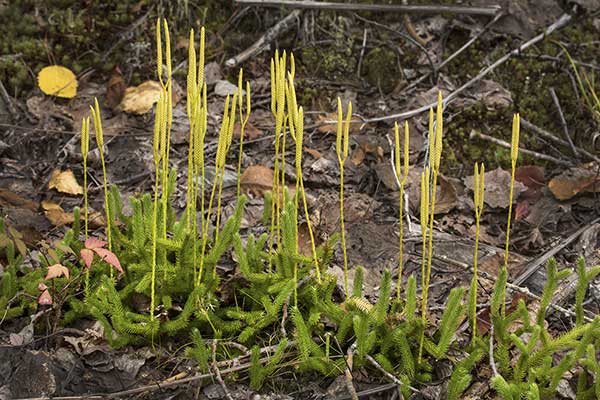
{"left": 236, "top": 69, "right": 251, "bottom": 199}
{"left": 469, "top": 162, "right": 485, "bottom": 341}
{"left": 157, "top": 18, "right": 173, "bottom": 241}
{"left": 419, "top": 92, "right": 444, "bottom": 363}
{"left": 269, "top": 50, "right": 288, "bottom": 269}
{"left": 394, "top": 120, "right": 409, "bottom": 301}
{"left": 336, "top": 97, "right": 352, "bottom": 297}
{"left": 501, "top": 113, "right": 520, "bottom": 316}
{"left": 89, "top": 98, "right": 112, "bottom": 278}
{"left": 80, "top": 117, "right": 90, "bottom": 293}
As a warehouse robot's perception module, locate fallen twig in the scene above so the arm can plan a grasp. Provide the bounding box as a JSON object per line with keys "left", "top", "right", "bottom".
{"left": 489, "top": 323, "right": 498, "bottom": 376}
{"left": 521, "top": 118, "right": 600, "bottom": 163}
{"left": 235, "top": 0, "right": 501, "bottom": 16}
{"left": 405, "top": 11, "right": 504, "bottom": 91}
{"left": 344, "top": 342, "right": 359, "bottom": 400}
{"left": 469, "top": 129, "right": 573, "bottom": 167}
{"left": 366, "top": 354, "right": 419, "bottom": 394}
{"left": 225, "top": 9, "right": 302, "bottom": 67}
{"left": 549, "top": 87, "right": 579, "bottom": 159}
{"left": 0, "top": 80, "right": 19, "bottom": 122}
{"left": 513, "top": 217, "right": 600, "bottom": 286}
{"left": 212, "top": 340, "right": 234, "bottom": 400}
{"left": 363, "top": 13, "right": 573, "bottom": 124}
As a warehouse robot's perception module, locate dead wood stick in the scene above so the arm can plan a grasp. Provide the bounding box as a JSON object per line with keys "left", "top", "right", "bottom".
{"left": 469, "top": 129, "right": 573, "bottom": 167}
{"left": 362, "top": 13, "right": 573, "bottom": 124}
{"left": 549, "top": 87, "right": 579, "bottom": 159}
{"left": 405, "top": 11, "right": 504, "bottom": 91}
{"left": 366, "top": 354, "right": 419, "bottom": 393}
{"left": 212, "top": 340, "right": 234, "bottom": 400}
{"left": 225, "top": 9, "right": 302, "bottom": 67}
{"left": 479, "top": 271, "right": 594, "bottom": 323}
{"left": 513, "top": 217, "right": 600, "bottom": 286}
{"left": 235, "top": 0, "right": 501, "bottom": 16}
{"left": 521, "top": 118, "right": 600, "bottom": 163}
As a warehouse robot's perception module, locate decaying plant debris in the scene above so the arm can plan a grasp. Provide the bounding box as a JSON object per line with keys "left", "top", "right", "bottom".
{"left": 1, "top": 1, "right": 600, "bottom": 399}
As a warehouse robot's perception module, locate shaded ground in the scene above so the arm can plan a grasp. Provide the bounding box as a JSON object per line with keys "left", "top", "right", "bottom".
{"left": 1, "top": 0, "right": 600, "bottom": 399}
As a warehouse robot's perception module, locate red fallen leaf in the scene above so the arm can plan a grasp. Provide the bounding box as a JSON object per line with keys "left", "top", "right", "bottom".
{"left": 45, "top": 263, "right": 70, "bottom": 280}
{"left": 514, "top": 200, "right": 530, "bottom": 222}
{"left": 80, "top": 248, "right": 94, "bottom": 269}
{"left": 85, "top": 237, "right": 106, "bottom": 250}
{"left": 476, "top": 291, "right": 528, "bottom": 336}
{"left": 93, "top": 248, "right": 123, "bottom": 274}
{"left": 38, "top": 289, "right": 53, "bottom": 305}
{"left": 38, "top": 282, "right": 48, "bottom": 291}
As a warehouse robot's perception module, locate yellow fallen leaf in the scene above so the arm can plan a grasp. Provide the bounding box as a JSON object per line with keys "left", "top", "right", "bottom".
{"left": 42, "top": 201, "right": 74, "bottom": 226}
{"left": 119, "top": 80, "right": 162, "bottom": 115}
{"left": 48, "top": 169, "right": 83, "bottom": 195}
{"left": 37, "top": 66, "right": 78, "bottom": 98}
{"left": 42, "top": 200, "right": 105, "bottom": 227}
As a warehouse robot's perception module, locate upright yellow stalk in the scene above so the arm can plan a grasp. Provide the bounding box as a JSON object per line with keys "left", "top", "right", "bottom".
{"left": 186, "top": 28, "right": 198, "bottom": 231}
{"left": 89, "top": 98, "right": 111, "bottom": 256}
{"left": 198, "top": 95, "right": 231, "bottom": 285}
{"left": 215, "top": 92, "right": 237, "bottom": 244}
{"left": 80, "top": 116, "right": 90, "bottom": 293}
{"left": 236, "top": 70, "right": 251, "bottom": 199}
{"left": 192, "top": 83, "right": 207, "bottom": 286}
{"left": 156, "top": 18, "right": 173, "bottom": 239}
{"left": 471, "top": 162, "right": 485, "bottom": 340}
{"left": 502, "top": 113, "right": 520, "bottom": 315}
{"left": 151, "top": 89, "right": 167, "bottom": 321}
{"left": 286, "top": 68, "right": 320, "bottom": 290}
{"left": 268, "top": 50, "right": 287, "bottom": 271}
{"left": 419, "top": 92, "right": 444, "bottom": 362}
{"left": 336, "top": 97, "right": 352, "bottom": 297}
{"left": 394, "top": 121, "right": 409, "bottom": 300}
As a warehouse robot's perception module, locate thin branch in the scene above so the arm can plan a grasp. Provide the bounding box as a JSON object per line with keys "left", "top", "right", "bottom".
{"left": 521, "top": 118, "right": 600, "bottom": 163}
{"left": 549, "top": 87, "right": 579, "bottom": 159}
{"left": 363, "top": 13, "right": 573, "bottom": 124}
{"left": 344, "top": 342, "right": 359, "bottom": 400}
{"left": 469, "top": 130, "right": 573, "bottom": 167}
{"left": 489, "top": 323, "right": 498, "bottom": 376}
{"left": 366, "top": 354, "right": 419, "bottom": 393}
{"left": 225, "top": 9, "right": 302, "bottom": 67}
{"left": 235, "top": 0, "right": 501, "bottom": 16}
{"left": 212, "top": 340, "right": 234, "bottom": 400}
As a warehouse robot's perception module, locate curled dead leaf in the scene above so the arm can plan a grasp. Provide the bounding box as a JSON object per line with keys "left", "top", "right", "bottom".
{"left": 48, "top": 169, "right": 83, "bottom": 195}
{"left": 38, "top": 289, "right": 53, "bottom": 305}
{"left": 240, "top": 165, "right": 274, "bottom": 197}
{"left": 118, "top": 80, "right": 162, "bottom": 115}
{"left": 234, "top": 122, "right": 262, "bottom": 140}
{"left": 548, "top": 164, "right": 600, "bottom": 201}
{"left": 45, "top": 263, "right": 70, "bottom": 280}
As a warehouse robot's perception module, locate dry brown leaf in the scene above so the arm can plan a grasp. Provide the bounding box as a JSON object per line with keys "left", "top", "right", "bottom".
{"left": 304, "top": 147, "right": 322, "bottom": 159}
{"left": 240, "top": 165, "right": 275, "bottom": 197}
{"left": 42, "top": 200, "right": 104, "bottom": 227}
{"left": 465, "top": 167, "right": 527, "bottom": 209}
{"left": 350, "top": 146, "right": 366, "bottom": 166}
{"left": 45, "top": 263, "right": 70, "bottom": 280}
{"left": 316, "top": 112, "right": 364, "bottom": 134}
{"left": 105, "top": 66, "right": 126, "bottom": 109}
{"left": 119, "top": 80, "right": 162, "bottom": 115}
{"left": 234, "top": 122, "right": 262, "bottom": 140}
{"left": 548, "top": 163, "right": 600, "bottom": 200}
{"left": 0, "top": 189, "right": 39, "bottom": 211}
{"left": 37, "top": 65, "right": 78, "bottom": 98}
{"left": 48, "top": 169, "right": 83, "bottom": 195}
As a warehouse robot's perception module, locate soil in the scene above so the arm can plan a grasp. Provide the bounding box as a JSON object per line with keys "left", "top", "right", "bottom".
{"left": 1, "top": 0, "right": 600, "bottom": 399}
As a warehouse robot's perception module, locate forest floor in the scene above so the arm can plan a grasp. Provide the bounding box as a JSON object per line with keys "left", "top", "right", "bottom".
{"left": 1, "top": 0, "right": 600, "bottom": 399}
